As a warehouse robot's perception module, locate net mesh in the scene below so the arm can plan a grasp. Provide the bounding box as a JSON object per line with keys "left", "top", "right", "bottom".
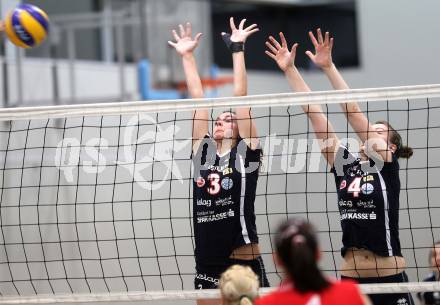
{"left": 0, "top": 85, "right": 440, "bottom": 300}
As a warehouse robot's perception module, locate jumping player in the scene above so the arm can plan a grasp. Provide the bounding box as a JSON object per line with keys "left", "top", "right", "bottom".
{"left": 255, "top": 218, "right": 371, "bottom": 305}
{"left": 265, "top": 29, "right": 414, "bottom": 305}
{"left": 168, "top": 18, "right": 269, "bottom": 298}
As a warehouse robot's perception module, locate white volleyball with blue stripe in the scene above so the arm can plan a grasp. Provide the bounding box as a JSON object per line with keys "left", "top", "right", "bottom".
{"left": 5, "top": 4, "right": 49, "bottom": 48}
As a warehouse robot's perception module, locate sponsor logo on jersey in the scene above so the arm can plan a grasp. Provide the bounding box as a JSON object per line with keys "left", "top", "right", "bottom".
{"left": 215, "top": 195, "right": 234, "bottom": 206}
{"left": 363, "top": 175, "right": 374, "bottom": 182}
{"left": 196, "top": 210, "right": 211, "bottom": 216}
{"left": 338, "top": 199, "right": 353, "bottom": 208}
{"left": 347, "top": 165, "right": 364, "bottom": 177}
{"left": 361, "top": 183, "right": 374, "bottom": 195}
{"left": 221, "top": 177, "right": 234, "bottom": 190}
{"left": 197, "top": 198, "right": 211, "bottom": 207}
{"left": 195, "top": 273, "right": 219, "bottom": 286}
{"left": 396, "top": 298, "right": 408, "bottom": 305}
{"left": 196, "top": 177, "right": 205, "bottom": 187}
{"left": 357, "top": 200, "right": 376, "bottom": 209}
{"left": 222, "top": 167, "right": 233, "bottom": 175}
{"left": 340, "top": 180, "right": 347, "bottom": 190}
{"left": 340, "top": 211, "right": 376, "bottom": 220}
{"left": 197, "top": 209, "right": 235, "bottom": 223}
{"left": 208, "top": 164, "right": 229, "bottom": 172}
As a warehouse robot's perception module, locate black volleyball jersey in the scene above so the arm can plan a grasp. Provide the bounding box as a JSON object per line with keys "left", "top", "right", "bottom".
{"left": 331, "top": 145, "right": 402, "bottom": 257}
{"left": 192, "top": 135, "right": 261, "bottom": 264}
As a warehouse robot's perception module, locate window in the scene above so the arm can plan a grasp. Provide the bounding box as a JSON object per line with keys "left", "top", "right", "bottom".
{"left": 212, "top": 1, "right": 359, "bottom": 71}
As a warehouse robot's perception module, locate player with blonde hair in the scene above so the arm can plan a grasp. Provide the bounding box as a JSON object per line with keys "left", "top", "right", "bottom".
{"left": 220, "top": 265, "right": 260, "bottom": 305}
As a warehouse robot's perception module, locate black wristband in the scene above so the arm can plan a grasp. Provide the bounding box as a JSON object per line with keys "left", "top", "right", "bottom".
{"left": 222, "top": 33, "right": 244, "bottom": 53}
{"left": 230, "top": 41, "right": 244, "bottom": 53}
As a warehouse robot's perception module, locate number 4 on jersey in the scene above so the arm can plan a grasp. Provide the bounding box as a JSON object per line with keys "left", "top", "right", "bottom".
{"left": 347, "top": 177, "right": 362, "bottom": 197}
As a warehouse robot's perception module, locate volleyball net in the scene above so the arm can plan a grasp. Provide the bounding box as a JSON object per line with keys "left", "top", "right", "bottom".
{"left": 0, "top": 84, "right": 440, "bottom": 303}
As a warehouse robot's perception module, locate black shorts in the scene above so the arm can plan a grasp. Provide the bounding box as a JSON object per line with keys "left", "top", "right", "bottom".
{"left": 342, "top": 272, "right": 415, "bottom": 305}
{"left": 194, "top": 256, "right": 270, "bottom": 289}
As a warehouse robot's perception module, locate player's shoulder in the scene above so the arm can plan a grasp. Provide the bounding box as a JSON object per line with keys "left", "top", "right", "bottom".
{"left": 256, "top": 281, "right": 362, "bottom": 305}
{"left": 326, "top": 279, "right": 362, "bottom": 300}
{"left": 342, "top": 278, "right": 358, "bottom": 285}
{"left": 255, "top": 288, "right": 294, "bottom": 305}
{"left": 332, "top": 279, "right": 358, "bottom": 290}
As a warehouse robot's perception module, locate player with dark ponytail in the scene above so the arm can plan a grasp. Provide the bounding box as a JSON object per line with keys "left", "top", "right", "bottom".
{"left": 275, "top": 219, "right": 329, "bottom": 293}
{"left": 256, "top": 218, "right": 371, "bottom": 305}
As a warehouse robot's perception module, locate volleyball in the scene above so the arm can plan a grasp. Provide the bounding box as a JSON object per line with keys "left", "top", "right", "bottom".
{"left": 4, "top": 4, "right": 49, "bottom": 48}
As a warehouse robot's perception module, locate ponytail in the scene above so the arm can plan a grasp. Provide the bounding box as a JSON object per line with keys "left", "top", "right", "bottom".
{"left": 275, "top": 219, "right": 330, "bottom": 293}
{"left": 397, "top": 145, "right": 413, "bottom": 159}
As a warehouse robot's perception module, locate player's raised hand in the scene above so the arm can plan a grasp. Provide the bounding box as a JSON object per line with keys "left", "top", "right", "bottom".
{"left": 265, "top": 32, "right": 298, "bottom": 72}
{"left": 222, "top": 17, "right": 259, "bottom": 43}
{"left": 168, "top": 22, "right": 202, "bottom": 56}
{"left": 305, "top": 28, "right": 334, "bottom": 69}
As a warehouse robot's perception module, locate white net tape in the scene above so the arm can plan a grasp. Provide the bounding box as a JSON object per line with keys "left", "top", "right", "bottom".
{"left": 0, "top": 282, "right": 439, "bottom": 304}
{"left": 1, "top": 84, "right": 440, "bottom": 121}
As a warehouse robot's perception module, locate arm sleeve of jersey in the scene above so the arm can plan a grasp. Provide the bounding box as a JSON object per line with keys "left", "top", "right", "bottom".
{"left": 245, "top": 145, "right": 262, "bottom": 163}
{"left": 380, "top": 152, "right": 399, "bottom": 170}
{"left": 236, "top": 139, "right": 262, "bottom": 165}
{"left": 330, "top": 145, "right": 350, "bottom": 170}
{"left": 330, "top": 145, "right": 351, "bottom": 183}
{"left": 190, "top": 134, "right": 213, "bottom": 160}
{"left": 378, "top": 152, "right": 400, "bottom": 188}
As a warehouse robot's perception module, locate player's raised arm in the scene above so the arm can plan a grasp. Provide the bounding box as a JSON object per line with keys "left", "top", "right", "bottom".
{"left": 306, "top": 28, "right": 391, "bottom": 162}
{"left": 191, "top": 18, "right": 269, "bottom": 294}
{"left": 222, "top": 17, "right": 260, "bottom": 150}
{"left": 168, "top": 22, "right": 207, "bottom": 152}
{"left": 266, "top": 32, "right": 340, "bottom": 165}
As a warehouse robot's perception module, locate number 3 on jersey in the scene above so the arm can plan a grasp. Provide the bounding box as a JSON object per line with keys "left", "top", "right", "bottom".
{"left": 207, "top": 173, "right": 221, "bottom": 195}
{"left": 348, "top": 177, "right": 362, "bottom": 197}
